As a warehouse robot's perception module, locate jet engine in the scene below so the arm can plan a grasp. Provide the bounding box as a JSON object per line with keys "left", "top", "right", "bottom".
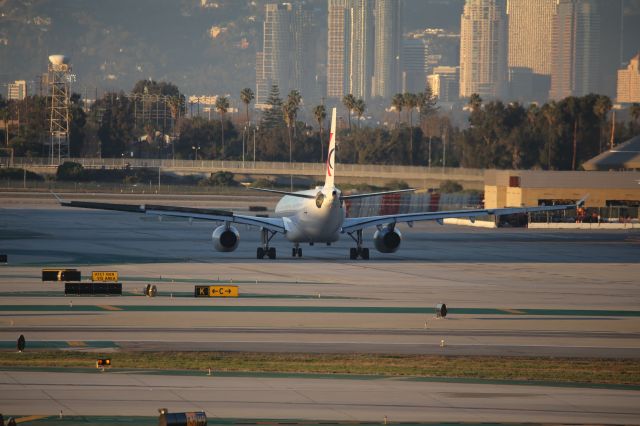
{"left": 373, "top": 226, "right": 402, "bottom": 253}
{"left": 211, "top": 225, "right": 240, "bottom": 252}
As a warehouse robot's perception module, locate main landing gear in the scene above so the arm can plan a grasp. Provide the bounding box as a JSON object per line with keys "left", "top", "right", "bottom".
{"left": 257, "top": 228, "right": 277, "bottom": 259}
{"left": 347, "top": 229, "right": 369, "bottom": 260}
{"left": 291, "top": 243, "right": 302, "bottom": 258}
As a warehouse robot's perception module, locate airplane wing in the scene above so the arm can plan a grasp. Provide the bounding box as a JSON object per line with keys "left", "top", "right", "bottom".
{"left": 54, "top": 195, "right": 285, "bottom": 232}
{"left": 341, "top": 196, "right": 587, "bottom": 233}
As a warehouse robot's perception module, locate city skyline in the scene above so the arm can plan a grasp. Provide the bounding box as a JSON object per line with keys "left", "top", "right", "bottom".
{"left": 1, "top": 0, "right": 638, "bottom": 106}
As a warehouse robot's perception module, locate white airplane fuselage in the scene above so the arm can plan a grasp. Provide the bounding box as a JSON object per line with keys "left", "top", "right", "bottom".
{"left": 274, "top": 187, "right": 345, "bottom": 243}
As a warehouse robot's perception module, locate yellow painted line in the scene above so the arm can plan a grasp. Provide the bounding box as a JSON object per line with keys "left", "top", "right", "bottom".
{"left": 16, "top": 415, "right": 48, "bottom": 423}
{"left": 501, "top": 308, "right": 526, "bottom": 315}
{"left": 67, "top": 341, "right": 87, "bottom": 347}
{"left": 99, "top": 305, "right": 123, "bottom": 311}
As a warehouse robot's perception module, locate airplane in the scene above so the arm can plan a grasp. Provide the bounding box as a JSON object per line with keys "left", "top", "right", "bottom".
{"left": 55, "top": 107, "right": 586, "bottom": 260}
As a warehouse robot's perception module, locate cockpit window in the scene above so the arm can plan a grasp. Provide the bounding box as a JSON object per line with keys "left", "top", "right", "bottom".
{"left": 315, "top": 192, "right": 325, "bottom": 208}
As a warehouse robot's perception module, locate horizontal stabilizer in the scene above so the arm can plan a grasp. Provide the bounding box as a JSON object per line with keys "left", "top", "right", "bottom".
{"left": 247, "top": 187, "right": 316, "bottom": 199}
{"left": 341, "top": 188, "right": 416, "bottom": 200}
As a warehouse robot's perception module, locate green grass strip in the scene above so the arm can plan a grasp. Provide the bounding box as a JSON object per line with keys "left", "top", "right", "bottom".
{"left": 1, "top": 351, "right": 639, "bottom": 387}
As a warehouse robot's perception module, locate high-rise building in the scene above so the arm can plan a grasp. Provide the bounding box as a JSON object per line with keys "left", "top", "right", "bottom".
{"left": 402, "top": 38, "right": 428, "bottom": 93}
{"left": 549, "top": 0, "right": 600, "bottom": 100}
{"left": 617, "top": 53, "right": 640, "bottom": 104}
{"left": 459, "top": 0, "right": 508, "bottom": 100}
{"left": 507, "top": 0, "right": 556, "bottom": 76}
{"left": 428, "top": 66, "right": 460, "bottom": 103}
{"left": 349, "top": 0, "right": 375, "bottom": 100}
{"left": 373, "top": 0, "right": 402, "bottom": 99}
{"left": 327, "top": 0, "right": 350, "bottom": 99}
{"left": 7, "top": 80, "right": 27, "bottom": 100}
{"left": 257, "top": 3, "right": 317, "bottom": 106}
{"left": 596, "top": 0, "right": 623, "bottom": 99}
{"left": 255, "top": 52, "right": 269, "bottom": 107}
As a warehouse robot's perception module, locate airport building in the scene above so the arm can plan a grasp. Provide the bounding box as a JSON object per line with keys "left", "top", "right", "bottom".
{"left": 484, "top": 170, "right": 640, "bottom": 212}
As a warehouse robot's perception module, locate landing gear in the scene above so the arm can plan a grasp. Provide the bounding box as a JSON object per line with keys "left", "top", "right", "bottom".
{"left": 292, "top": 244, "right": 302, "bottom": 258}
{"left": 347, "top": 229, "right": 369, "bottom": 260}
{"left": 257, "top": 228, "right": 277, "bottom": 259}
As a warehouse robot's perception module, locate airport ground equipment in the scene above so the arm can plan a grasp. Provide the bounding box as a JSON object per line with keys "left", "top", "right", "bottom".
{"left": 158, "top": 409, "right": 207, "bottom": 426}
{"left": 194, "top": 285, "right": 239, "bottom": 297}
{"left": 64, "top": 282, "right": 122, "bottom": 295}
{"left": 436, "top": 303, "right": 448, "bottom": 318}
{"left": 42, "top": 268, "right": 81, "bottom": 281}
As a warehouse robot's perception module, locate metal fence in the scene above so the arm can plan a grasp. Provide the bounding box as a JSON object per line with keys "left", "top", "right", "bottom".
{"left": 2, "top": 156, "right": 485, "bottom": 177}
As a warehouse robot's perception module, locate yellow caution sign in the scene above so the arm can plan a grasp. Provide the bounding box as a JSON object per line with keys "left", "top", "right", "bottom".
{"left": 91, "top": 271, "right": 119, "bottom": 282}
{"left": 194, "top": 285, "right": 239, "bottom": 297}
{"left": 208, "top": 285, "right": 239, "bottom": 297}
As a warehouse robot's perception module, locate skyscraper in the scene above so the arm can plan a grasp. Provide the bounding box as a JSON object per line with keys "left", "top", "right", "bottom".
{"left": 549, "top": 0, "right": 600, "bottom": 100}
{"left": 373, "top": 0, "right": 402, "bottom": 99}
{"left": 617, "top": 53, "right": 640, "bottom": 104}
{"left": 7, "top": 80, "right": 27, "bottom": 100}
{"left": 402, "top": 38, "right": 428, "bottom": 94}
{"left": 257, "top": 3, "right": 317, "bottom": 106}
{"left": 327, "top": 0, "right": 350, "bottom": 99}
{"left": 263, "top": 3, "right": 292, "bottom": 96}
{"left": 459, "top": 0, "right": 508, "bottom": 100}
{"left": 428, "top": 66, "right": 460, "bottom": 103}
{"left": 507, "top": 0, "right": 556, "bottom": 76}
{"left": 349, "top": 0, "right": 375, "bottom": 100}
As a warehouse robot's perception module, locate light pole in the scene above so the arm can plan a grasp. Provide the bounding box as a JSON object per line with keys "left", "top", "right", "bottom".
{"left": 253, "top": 126, "right": 258, "bottom": 166}
{"left": 242, "top": 125, "right": 247, "bottom": 168}
{"left": 192, "top": 145, "right": 200, "bottom": 161}
{"left": 428, "top": 136, "right": 432, "bottom": 170}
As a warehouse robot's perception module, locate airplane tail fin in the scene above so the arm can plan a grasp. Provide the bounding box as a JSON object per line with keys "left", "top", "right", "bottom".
{"left": 324, "top": 107, "right": 337, "bottom": 189}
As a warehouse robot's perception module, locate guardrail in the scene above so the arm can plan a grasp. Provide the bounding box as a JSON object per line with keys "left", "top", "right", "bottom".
{"left": 3, "top": 157, "right": 485, "bottom": 178}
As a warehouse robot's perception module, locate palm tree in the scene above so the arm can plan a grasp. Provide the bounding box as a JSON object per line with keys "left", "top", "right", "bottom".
{"left": 342, "top": 94, "right": 356, "bottom": 130}
{"left": 593, "top": 95, "right": 612, "bottom": 153}
{"left": 282, "top": 97, "right": 299, "bottom": 191}
{"left": 240, "top": 88, "right": 255, "bottom": 126}
{"left": 215, "top": 95, "right": 230, "bottom": 159}
{"left": 630, "top": 102, "right": 640, "bottom": 133}
{"left": 313, "top": 104, "right": 327, "bottom": 161}
{"left": 353, "top": 98, "right": 366, "bottom": 128}
{"left": 391, "top": 93, "right": 404, "bottom": 127}
{"left": 286, "top": 90, "right": 302, "bottom": 137}
{"left": 468, "top": 93, "right": 482, "bottom": 111}
{"left": 403, "top": 93, "right": 418, "bottom": 165}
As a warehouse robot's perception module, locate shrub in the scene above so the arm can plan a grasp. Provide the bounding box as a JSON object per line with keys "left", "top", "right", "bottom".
{"left": 439, "top": 180, "right": 463, "bottom": 193}
{"left": 56, "top": 162, "right": 84, "bottom": 181}
{"left": 0, "top": 168, "right": 45, "bottom": 181}
{"left": 200, "top": 171, "right": 237, "bottom": 186}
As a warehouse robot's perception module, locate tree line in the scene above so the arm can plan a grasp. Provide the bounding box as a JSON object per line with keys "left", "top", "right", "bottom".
{"left": 1, "top": 79, "right": 639, "bottom": 170}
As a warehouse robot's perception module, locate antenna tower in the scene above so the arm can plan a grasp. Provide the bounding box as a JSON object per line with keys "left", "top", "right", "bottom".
{"left": 47, "top": 54, "right": 72, "bottom": 164}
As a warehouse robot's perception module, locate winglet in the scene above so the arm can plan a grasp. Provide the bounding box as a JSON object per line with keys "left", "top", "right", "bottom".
{"left": 576, "top": 194, "right": 589, "bottom": 207}
{"left": 51, "top": 191, "right": 66, "bottom": 205}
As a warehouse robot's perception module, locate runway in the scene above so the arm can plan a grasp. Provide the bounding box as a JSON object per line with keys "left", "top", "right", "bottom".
{"left": 1, "top": 200, "right": 639, "bottom": 422}
{"left": 2, "top": 369, "right": 639, "bottom": 424}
